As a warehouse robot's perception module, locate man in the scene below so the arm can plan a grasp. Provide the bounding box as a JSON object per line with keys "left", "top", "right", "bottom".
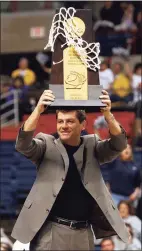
{"left": 100, "top": 238, "right": 115, "bottom": 251}
{"left": 11, "top": 58, "right": 36, "bottom": 86}
{"left": 99, "top": 61, "right": 114, "bottom": 92}
{"left": 12, "top": 89, "right": 129, "bottom": 250}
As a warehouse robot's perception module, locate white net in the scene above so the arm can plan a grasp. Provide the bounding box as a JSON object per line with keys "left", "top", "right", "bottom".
{"left": 44, "top": 7, "right": 101, "bottom": 71}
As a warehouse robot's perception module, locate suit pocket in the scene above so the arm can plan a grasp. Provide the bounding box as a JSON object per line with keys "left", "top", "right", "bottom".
{"left": 105, "top": 189, "right": 116, "bottom": 210}
{"left": 24, "top": 199, "right": 33, "bottom": 208}
{"left": 108, "top": 196, "right": 116, "bottom": 210}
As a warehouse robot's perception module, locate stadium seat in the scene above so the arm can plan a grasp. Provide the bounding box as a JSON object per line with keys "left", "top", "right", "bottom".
{"left": 0, "top": 141, "right": 36, "bottom": 215}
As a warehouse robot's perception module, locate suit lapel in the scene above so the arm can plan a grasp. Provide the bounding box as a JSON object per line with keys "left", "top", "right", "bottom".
{"left": 73, "top": 139, "right": 85, "bottom": 173}
{"left": 54, "top": 137, "right": 85, "bottom": 175}
{"left": 54, "top": 138, "right": 69, "bottom": 175}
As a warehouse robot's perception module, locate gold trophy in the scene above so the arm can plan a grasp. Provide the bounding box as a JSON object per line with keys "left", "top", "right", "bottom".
{"left": 44, "top": 7, "right": 104, "bottom": 111}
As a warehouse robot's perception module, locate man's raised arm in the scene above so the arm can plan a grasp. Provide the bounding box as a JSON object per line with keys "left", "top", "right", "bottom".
{"left": 15, "top": 90, "right": 55, "bottom": 164}
{"left": 24, "top": 90, "right": 55, "bottom": 131}
{"left": 95, "top": 90, "right": 127, "bottom": 164}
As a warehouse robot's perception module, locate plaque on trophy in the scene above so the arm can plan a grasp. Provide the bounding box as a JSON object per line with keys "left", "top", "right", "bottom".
{"left": 44, "top": 7, "right": 105, "bottom": 111}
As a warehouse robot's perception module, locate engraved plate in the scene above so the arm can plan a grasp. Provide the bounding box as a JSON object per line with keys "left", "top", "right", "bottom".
{"left": 63, "top": 46, "right": 88, "bottom": 100}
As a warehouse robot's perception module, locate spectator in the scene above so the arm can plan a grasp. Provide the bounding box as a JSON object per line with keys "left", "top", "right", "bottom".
{"left": 112, "top": 223, "right": 141, "bottom": 250}
{"left": 9, "top": 76, "right": 29, "bottom": 99}
{"left": 112, "top": 62, "right": 123, "bottom": 76}
{"left": 100, "top": 1, "right": 123, "bottom": 25}
{"left": 125, "top": 62, "right": 142, "bottom": 103}
{"left": 118, "top": 200, "right": 141, "bottom": 240}
{"left": 125, "top": 223, "right": 141, "bottom": 250}
{"left": 100, "top": 238, "right": 115, "bottom": 251}
{"left": 11, "top": 57, "right": 36, "bottom": 86}
{"left": 0, "top": 237, "right": 12, "bottom": 251}
{"left": 0, "top": 229, "right": 13, "bottom": 249}
{"left": 8, "top": 76, "right": 29, "bottom": 121}
{"left": 110, "top": 62, "right": 133, "bottom": 104}
{"left": 99, "top": 61, "right": 114, "bottom": 91}
{"left": 93, "top": 115, "right": 108, "bottom": 139}
{"left": 105, "top": 144, "right": 141, "bottom": 206}
{"left": 135, "top": 11, "right": 142, "bottom": 54}
{"left": 132, "top": 63, "right": 142, "bottom": 103}
{"left": 36, "top": 51, "right": 52, "bottom": 82}
{"left": 115, "top": 4, "right": 137, "bottom": 32}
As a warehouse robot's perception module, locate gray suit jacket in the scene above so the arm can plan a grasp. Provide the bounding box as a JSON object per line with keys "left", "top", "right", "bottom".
{"left": 11, "top": 128, "right": 129, "bottom": 244}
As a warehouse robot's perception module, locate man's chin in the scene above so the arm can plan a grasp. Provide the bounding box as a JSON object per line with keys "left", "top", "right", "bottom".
{"left": 59, "top": 134, "right": 71, "bottom": 142}
{"left": 60, "top": 135, "right": 70, "bottom": 140}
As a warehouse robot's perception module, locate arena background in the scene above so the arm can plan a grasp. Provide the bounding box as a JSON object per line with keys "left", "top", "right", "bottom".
{"left": 0, "top": 1, "right": 141, "bottom": 250}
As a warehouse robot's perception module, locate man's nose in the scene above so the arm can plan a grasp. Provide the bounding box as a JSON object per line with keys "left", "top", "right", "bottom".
{"left": 62, "top": 122, "right": 68, "bottom": 128}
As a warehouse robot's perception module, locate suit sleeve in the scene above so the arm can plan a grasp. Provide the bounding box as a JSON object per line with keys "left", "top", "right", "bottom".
{"left": 95, "top": 126, "right": 127, "bottom": 165}
{"left": 15, "top": 128, "right": 46, "bottom": 166}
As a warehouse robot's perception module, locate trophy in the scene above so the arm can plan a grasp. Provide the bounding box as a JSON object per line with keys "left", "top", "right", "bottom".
{"left": 44, "top": 7, "right": 104, "bottom": 111}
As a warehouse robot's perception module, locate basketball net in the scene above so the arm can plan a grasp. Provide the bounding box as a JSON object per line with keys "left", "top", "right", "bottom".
{"left": 44, "top": 7, "right": 101, "bottom": 72}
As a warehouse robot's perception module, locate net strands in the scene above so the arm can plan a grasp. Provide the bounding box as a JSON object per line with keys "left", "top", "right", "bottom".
{"left": 44, "top": 7, "right": 101, "bottom": 72}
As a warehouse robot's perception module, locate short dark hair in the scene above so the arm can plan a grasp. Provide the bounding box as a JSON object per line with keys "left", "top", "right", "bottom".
{"left": 114, "top": 62, "right": 123, "bottom": 71}
{"left": 56, "top": 110, "right": 86, "bottom": 123}
{"left": 134, "top": 63, "right": 142, "bottom": 73}
{"left": 117, "top": 200, "right": 134, "bottom": 215}
{"left": 101, "top": 60, "right": 109, "bottom": 68}
{"left": 12, "top": 76, "right": 24, "bottom": 86}
{"left": 101, "top": 238, "right": 114, "bottom": 246}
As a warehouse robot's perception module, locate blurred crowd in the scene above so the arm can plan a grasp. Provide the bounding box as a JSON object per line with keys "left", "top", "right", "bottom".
{"left": 1, "top": 56, "right": 141, "bottom": 124}
{"left": 94, "top": 1, "right": 141, "bottom": 55}
{"left": 0, "top": 56, "right": 142, "bottom": 250}
{"left": 99, "top": 59, "right": 142, "bottom": 106}
{"left": 1, "top": 1, "right": 142, "bottom": 56}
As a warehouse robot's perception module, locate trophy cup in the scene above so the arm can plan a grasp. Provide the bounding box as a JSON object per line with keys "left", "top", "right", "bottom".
{"left": 44, "top": 7, "right": 105, "bottom": 111}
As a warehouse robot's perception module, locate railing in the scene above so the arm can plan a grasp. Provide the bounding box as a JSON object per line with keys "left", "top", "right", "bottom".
{"left": 0, "top": 90, "right": 19, "bottom": 128}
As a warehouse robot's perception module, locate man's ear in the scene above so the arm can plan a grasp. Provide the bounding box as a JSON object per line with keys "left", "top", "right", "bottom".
{"left": 81, "top": 120, "right": 86, "bottom": 130}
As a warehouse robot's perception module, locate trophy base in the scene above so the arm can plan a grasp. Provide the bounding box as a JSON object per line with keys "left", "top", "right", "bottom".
{"left": 49, "top": 85, "right": 105, "bottom": 112}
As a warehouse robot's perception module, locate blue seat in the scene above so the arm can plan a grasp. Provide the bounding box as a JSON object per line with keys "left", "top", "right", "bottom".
{"left": 0, "top": 169, "right": 11, "bottom": 182}
{"left": 0, "top": 141, "right": 37, "bottom": 214}
{"left": 133, "top": 150, "right": 142, "bottom": 169}
{"left": 0, "top": 182, "right": 16, "bottom": 215}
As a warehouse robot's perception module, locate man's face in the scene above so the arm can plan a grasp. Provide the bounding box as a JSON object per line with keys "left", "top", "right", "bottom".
{"left": 119, "top": 203, "right": 129, "bottom": 218}
{"left": 112, "top": 63, "right": 122, "bottom": 75}
{"left": 57, "top": 111, "right": 85, "bottom": 145}
{"left": 101, "top": 240, "right": 114, "bottom": 251}
{"left": 19, "top": 59, "right": 28, "bottom": 70}
{"left": 1, "top": 84, "right": 9, "bottom": 94}
{"left": 136, "top": 67, "right": 142, "bottom": 76}
{"left": 100, "top": 63, "right": 107, "bottom": 71}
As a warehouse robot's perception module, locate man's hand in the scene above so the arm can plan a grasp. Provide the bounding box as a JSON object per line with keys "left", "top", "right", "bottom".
{"left": 99, "top": 90, "right": 122, "bottom": 135}
{"left": 128, "top": 188, "right": 140, "bottom": 202}
{"left": 99, "top": 90, "right": 112, "bottom": 119}
{"left": 23, "top": 90, "right": 55, "bottom": 131}
{"left": 36, "top": 90, "right": 55, "bottom": 114}
{"left": 129, "top": 192, "right": 137, "bottom": 202}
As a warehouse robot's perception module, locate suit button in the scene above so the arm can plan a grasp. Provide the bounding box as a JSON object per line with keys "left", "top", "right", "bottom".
{"left": 85, "top": 182, "right": 88, "bottom": 186}
{"left": 53, "top": 194, "right": 57, "bottom": 198}
{"left": 62, "top": 177, "right": 65, "bottom": 181}
{"left": 46, "top": 209, "right": 50, "bottom": 212}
